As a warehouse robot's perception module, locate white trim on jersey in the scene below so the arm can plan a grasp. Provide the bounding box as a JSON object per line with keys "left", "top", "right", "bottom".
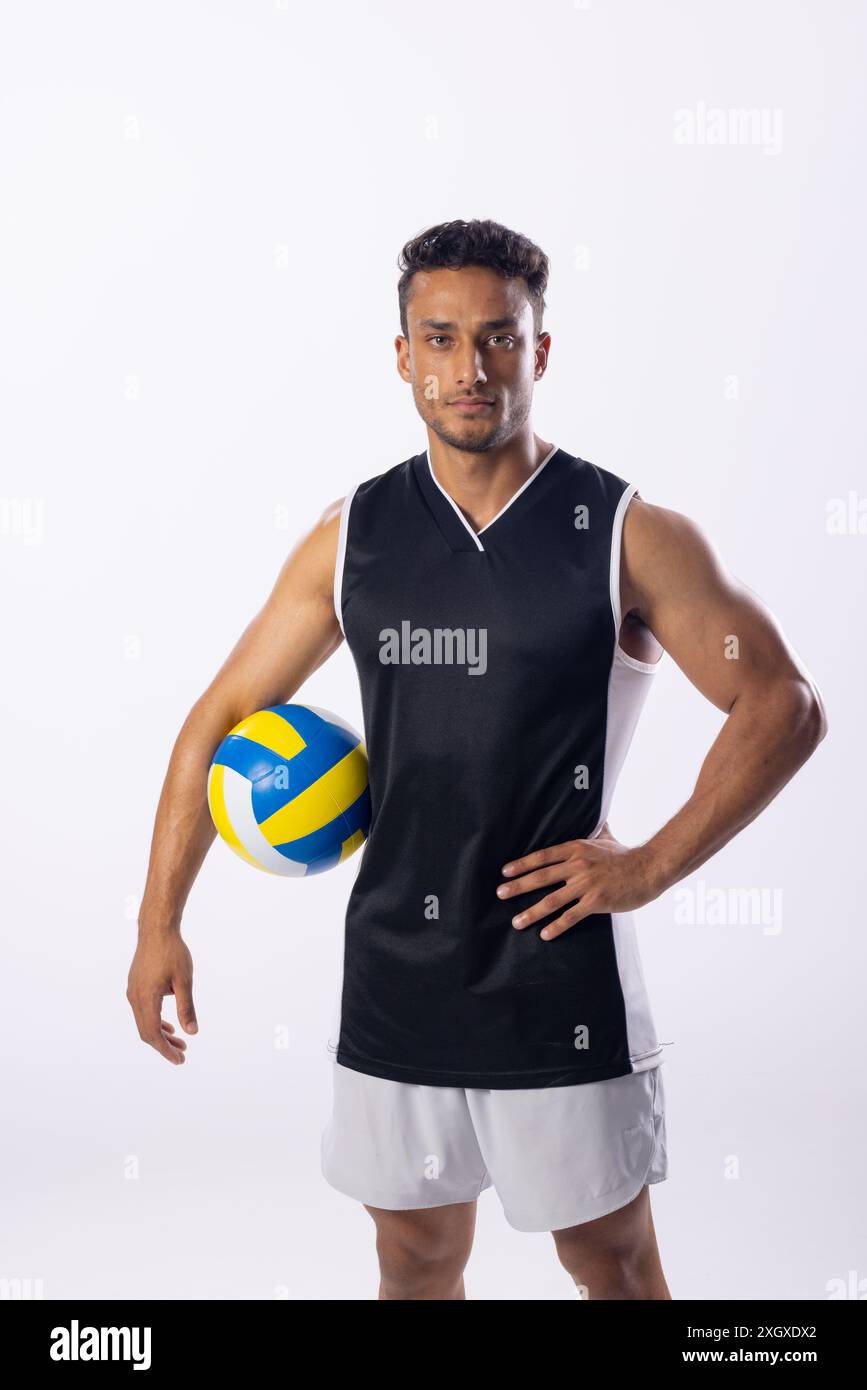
{"left": 610, "top": 911, "right": 666, "bottom": 1070}
{"left": 610, "top": 482, "right": 638, "bottom": 635}
{"left": 589, "top": 653, "right": 656, "bottom": 841}
{"left": 478, "top": 441, "right": 560, "bottom": 533}
{"left": 609, "top": 484, "right": 664, "bottom": 674}
{"left": 333, "top": 483, "right": 361, "bottom": 637}
{"left": 582, "top": 482, "right": 666, "bottom": 1065}
{"left": 423, "top": 442, "right": 560, "bottom": 552}
{"left": 590, "top": 478, "right": 663, "bottom": 839}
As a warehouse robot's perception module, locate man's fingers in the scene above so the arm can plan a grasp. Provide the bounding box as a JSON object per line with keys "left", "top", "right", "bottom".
{"left": 173, "top": 978, "right": 198, "bottom": 1034}
{"left": 501, "top": 842, "right": 572, "bottom": 877}
{"left": 541, "top": 898, "right": 600, "bottom": 940}
{"left": 161, "top": 1022, "right": 187, "bottom": 1051}
{"left": 133, "top": 994, "right": 185, "bottom": 1064}
{"left": 134, "top": 992, "right": 164, "bottom": 1044}
{"left": 151, "top": 1024, "right": 184, "bottom": 1062}
{"left": 510, "top": 883, "right": 577, "bottom": 928}
{"left": 497, "top": 863, "right": 571, "bottom": 898}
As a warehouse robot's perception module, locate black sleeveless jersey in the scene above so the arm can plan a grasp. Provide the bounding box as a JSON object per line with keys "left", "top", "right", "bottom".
{"left": 331, "top": 444, "right": 664, "bottom": 1089}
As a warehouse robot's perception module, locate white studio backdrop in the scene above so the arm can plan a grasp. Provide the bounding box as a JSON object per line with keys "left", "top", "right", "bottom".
{"left": 1, "top": 0, "right": 865, "bottom": 1300}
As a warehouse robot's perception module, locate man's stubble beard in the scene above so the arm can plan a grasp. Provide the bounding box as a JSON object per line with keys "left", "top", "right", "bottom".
{"left": 426, "top": 417, "right": 504, "bottom": 454}
{"left": 418, "top": 391, "right": 533, "bottom": 456}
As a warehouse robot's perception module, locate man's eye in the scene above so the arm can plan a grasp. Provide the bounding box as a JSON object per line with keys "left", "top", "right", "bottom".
{"left": 427, "top": 335, "right": 514, "bottom": 347}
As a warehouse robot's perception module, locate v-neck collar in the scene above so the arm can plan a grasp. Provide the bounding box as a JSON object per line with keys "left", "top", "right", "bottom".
{"left": 412, "top": 443, "right": 561, "bottom": 553}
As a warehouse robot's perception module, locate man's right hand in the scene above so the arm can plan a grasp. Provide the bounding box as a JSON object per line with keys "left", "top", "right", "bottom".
{"left": 126, "top": 494, "right": 345, "bottom": 1068}
{"left": 127, "top": 929, "right": 198, "bottom": 1065}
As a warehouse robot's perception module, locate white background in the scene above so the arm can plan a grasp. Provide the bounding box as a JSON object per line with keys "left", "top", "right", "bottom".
{"left": 2, "top": 0, "right": 865, "bottom": 1301}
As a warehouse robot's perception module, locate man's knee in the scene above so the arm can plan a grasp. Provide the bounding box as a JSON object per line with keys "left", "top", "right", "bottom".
{"left": 554, "top": 1237, "right": 647, "bottom": 1297}
{"left": 366, "top": 1204, "right": 475, "bottom": 1297}
{"left": 551, "top": 1188, "right": 667, "bottom": 1299}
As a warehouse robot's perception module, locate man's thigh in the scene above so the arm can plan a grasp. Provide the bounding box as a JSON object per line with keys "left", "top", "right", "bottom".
{"left": 552, "top": 1182, "right": 654, "bottom": 1259}
{"left": 551, "top": 1183, "right": 671, "bottom": 1299}
{"left": 465, "top": 1065, "right": 668, "bottom": 1233}
{"left": 321, "top": 1061, "right": 492, "bottom": 1210}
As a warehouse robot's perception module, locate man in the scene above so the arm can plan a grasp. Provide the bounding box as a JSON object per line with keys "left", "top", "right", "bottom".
{"left": 128, "top": 219, "right": 827, "bottom": 1300}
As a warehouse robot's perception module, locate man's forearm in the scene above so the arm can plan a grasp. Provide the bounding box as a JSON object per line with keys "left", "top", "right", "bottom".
{"left": 639, "top": 678, "right": 827, "bottom": 897}
{"left": 138, "top": 696, "right": 237, "bottom": 933}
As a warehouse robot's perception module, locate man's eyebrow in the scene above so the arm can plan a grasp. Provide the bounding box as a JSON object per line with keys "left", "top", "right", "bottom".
{"left": 416, "top": 317, "right": 520, "bottom": 331}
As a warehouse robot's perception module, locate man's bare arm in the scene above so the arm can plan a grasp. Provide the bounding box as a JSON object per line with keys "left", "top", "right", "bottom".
{"left": 621, "top": 496, "right": 828, "bottom": 895}
{"left": 127, "top": 497, "right": 345, "bottom": 1063}
{"left": 497, "top": 496, "right": 828, "bottom": 936}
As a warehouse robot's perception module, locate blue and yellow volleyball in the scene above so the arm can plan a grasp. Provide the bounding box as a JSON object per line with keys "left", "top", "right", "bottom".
{"left": 207, "top": 703, "right": 370, "bottom": 876}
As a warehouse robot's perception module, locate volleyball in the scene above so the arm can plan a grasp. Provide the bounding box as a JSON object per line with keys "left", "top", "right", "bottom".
{"left": 207, "top": 703, "right": 370, "bottom": 876}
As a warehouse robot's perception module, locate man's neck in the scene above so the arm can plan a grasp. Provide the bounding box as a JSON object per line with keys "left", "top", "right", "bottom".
{"left": 426, "top": 433, "right": 554, "bottom": 533}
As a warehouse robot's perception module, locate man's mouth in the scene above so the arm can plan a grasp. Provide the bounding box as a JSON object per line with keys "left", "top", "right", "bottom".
{"left": 450, "top": 398, "right": 495, "bottom": 413}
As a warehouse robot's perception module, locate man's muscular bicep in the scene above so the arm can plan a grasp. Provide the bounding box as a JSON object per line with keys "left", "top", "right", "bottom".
{"left": 196, "top": 497, "right": 345, "bottom": 725}
{"left": 620, "top": 496, "right": 817, "bottom": 715}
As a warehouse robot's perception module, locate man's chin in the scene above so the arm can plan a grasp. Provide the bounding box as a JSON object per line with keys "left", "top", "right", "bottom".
{"left": 427, "top": 417, "right": 502, "bottom": 454}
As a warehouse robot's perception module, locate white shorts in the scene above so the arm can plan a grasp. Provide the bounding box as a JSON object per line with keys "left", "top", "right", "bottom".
{"left": 320, "top": 1059, "right": 668, "bottom": 1233}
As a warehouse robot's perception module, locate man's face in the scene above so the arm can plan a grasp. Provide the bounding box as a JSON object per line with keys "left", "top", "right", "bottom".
{"left": 396, "top": 265, "right": 550, "bottom": 453}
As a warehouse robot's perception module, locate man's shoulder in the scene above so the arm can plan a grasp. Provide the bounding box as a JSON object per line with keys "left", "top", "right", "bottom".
{"left": 621, "top": 492, "right": 724, "bottom": 613}
{"left": 623, "top": 492, "right": 707, "bottom": 552}
{"left": 562, "top": 451, "right": 634, "bottom": 508}
{"left": 352, "top": 453, "right": 418, "bottom": 499}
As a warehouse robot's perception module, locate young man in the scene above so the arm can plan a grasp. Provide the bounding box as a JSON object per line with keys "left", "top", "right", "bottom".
{"left": 128, "top": 219, "right": 827, "bottom": 1300}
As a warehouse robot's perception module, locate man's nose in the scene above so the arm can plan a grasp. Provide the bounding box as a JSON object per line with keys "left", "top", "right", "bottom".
{"left": 454, "top": 350, "right": 488, "bottom": 388}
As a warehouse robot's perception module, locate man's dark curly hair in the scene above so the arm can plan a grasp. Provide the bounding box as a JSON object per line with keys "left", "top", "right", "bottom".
{"left": 397, "top": 219, "right": 549, "bottom": 340}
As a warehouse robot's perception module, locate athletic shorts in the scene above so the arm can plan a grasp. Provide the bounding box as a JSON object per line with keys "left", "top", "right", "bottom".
{"left": 320, "top": 1059, "right": 668, "bottom": 1233}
